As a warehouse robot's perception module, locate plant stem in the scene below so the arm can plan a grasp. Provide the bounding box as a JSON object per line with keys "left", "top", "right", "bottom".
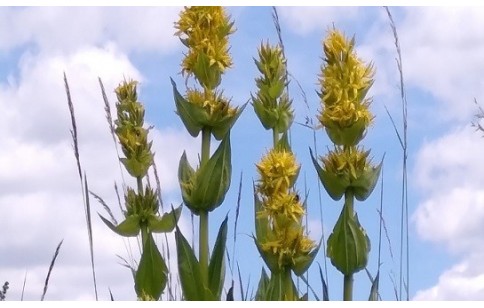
{"left": 343, "top": 274, "right": 353, "bottom": 301}
{"left": 201, "top": 128, "right": 211, "bottom": 166}
{"left": 199, "top": 128, "right": 211, "bottom": 286}
{"left": 137, "top": 176, "right": 143, "bottom": 194}
{"left": 199, "top": 211, "right": 209, "bottom": 284}
{"left": 273, "top": 128, "right": 279, "bottom": 147}
{"left": 343, "top": 190, "right": 354, "bottom": 301}
{"left": 283, "top": 268, "right": 294, "bottom": 300}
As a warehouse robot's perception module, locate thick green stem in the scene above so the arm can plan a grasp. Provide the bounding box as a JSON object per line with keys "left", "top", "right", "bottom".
{"left": 136, "top": 176, "right": 143, "bottom": 194}
{"left": 199, "top": 128, "right": 211, "bottom": 287}
{"left": 343, "top": 190, "right": 354, "bottom": 301}
{"left": 201, "top": 128, "right": 211, "bottom": 166}
{"left": 343, "top": 274, "right": 353, "bottom": 301}
{"left": 273, "top": 128, "right": 279, "bottom": 147}
{"left": 283, "top": 268, "right": 294, "bottom": 301}
{"left": 199, "top": 211, "right": 209, "bottom": 284}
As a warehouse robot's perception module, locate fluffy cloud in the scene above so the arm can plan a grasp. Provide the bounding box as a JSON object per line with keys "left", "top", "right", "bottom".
{"left": 277, "top": 7, "right": 360, "bottom": 36}
{"left": 0, "top": 42, "right": 196, "bottom": 300}
{"left": 0, "top": 7, "right": 181, "bottom": 54}
{"left": 413, "top": 125, "right": 484, "bottom": 299}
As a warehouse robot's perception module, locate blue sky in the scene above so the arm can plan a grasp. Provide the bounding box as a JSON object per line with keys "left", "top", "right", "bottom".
{"left": 2, "top": 6, "right": 484, "bottom": 301}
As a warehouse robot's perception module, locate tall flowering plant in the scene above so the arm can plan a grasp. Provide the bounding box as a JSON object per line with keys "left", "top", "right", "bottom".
{"left": 310, "top": 29, "right": 382, "bottom": 301}
{"left": 99, "top": 80, "right": 181, "bottom": 301}
{"left": 171, "top": 6, "right": 245, "bottom": 300}
{"left": 252, "top": 43, "right": 318, "bottom": 301}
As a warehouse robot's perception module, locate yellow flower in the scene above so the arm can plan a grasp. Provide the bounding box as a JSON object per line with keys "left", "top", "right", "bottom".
{"left": 321, "top": 146, "right": 372, "bottom": 182}
{"left": 318, "top": 29, "right": 374, "bottom": 131}
{"left": 257, "top": 192, "right": 304, "bottom": 223}
{"left": 256, "top": 148, "right": 300, "bottom": 196}
{"left": 175, "top": 6, "right": 234, "bottom": 81}
{"left": 260, "top": 221, "right": 315, "bottom": 268}
{"left": 185, "top": 88, "right": 236, "bottom": 119}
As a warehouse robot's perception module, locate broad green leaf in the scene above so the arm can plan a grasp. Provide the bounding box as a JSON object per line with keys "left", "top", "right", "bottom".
{"left": 253, "top": 238, "right": 279, "bottom": 274}
{"left": 327, "top": 202, "right": 370, "bottom": 275}
{"left": 208, "top": 216, "right": 228, "bottom": 299}
{"left": 252, "top": 98, "right": 274, "bottom": 130}
{"left": 352, "top": 157, "right": 383, "bottom": 201}
{"left": 254, "top": 186, "right": 268, "bottom": 242}
{"left": 212, "top": 102, "right": 248, "bottom": 141}
{"left": 99, "top": 214, "right": 140, "bottom": 237}
{"left": 175, "top": 227, "right": 215, "bottom": 300}
{"left": 325, "top": 117, "right": 366, "bottom": 147}
{"left": 310, "top": 148, "right": 348, "bottom": 201}
{"left": 255, "top": 268, "right": 270, "bottom": 301}
{"left": 192, "top": 51, "right": 221, "bottom": 90}
{"left": 292, "top": 239, "right": 321, "bottom": 276}
{"left": 135, "top": 233, "right": 167, "bottom": 300}
{"left": 178, "top": 151, "right": 195, "bottom": 211}
{"left": 148, "top": 205, "right": 182, "bottom": 233}
{"left": 171, "top": 78, "right": 206, "bottom": 137}
{"left": 120, "top": 157, "right": 150, "bottom": 179}
{"left": 193, "top": 134, "right": 231, "bottom": 213}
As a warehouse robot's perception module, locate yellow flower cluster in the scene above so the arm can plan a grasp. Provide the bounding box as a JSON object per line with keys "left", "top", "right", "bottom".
{"left": 260, "top": 220, "right": 315, "bottom": 268}
{"left": 185, "top": 88, "right": 236, "bottom": 119}
{"left": 318, "top": 29, "right": 374, "bottom": 131}
{"left": 256, "top": 148, "right": 315, "bottom": 268}
{"left": 321, "top": 146, "right": 372, "bottom": 182}
{"left": 175, "top": 6, "right": 234, "bottom": 78}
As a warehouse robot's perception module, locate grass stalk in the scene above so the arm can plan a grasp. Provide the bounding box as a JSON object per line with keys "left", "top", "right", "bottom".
{"left": 41, "top": 240, "right": 63, "bottom": 301}
{"left": 64, "top": 72, "right": 98, "bottom": 300}
{"left": 384, "top": 7, "right": 410, "bottom": 300}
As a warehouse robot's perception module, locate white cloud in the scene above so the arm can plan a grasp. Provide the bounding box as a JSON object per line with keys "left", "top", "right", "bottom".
{"left": 277, "top": 7, "right": 360, "bottom": 36}
{"left": 413, "top": 125, "right": 484, "bottom": 299}
{"left": 414, "top": 254, "right": 484, "bottom": 300}
{"left": 359, "top": 7, "right": 484, "bottom": 122}
{"left": 0, "top": 7, "right": 182, "bottom": 54}
{"left": 0, "top": 43, "right": 197, "bottom": 300}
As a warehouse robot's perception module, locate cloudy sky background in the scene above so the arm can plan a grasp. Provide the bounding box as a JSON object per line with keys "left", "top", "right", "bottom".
{"left": 2, "top": 5, "right": 484, "bottom": 301}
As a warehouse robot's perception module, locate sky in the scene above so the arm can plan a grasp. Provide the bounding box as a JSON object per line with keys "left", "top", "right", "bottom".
{"left": 2, "top": 5, "right": 484, "bottom": 301}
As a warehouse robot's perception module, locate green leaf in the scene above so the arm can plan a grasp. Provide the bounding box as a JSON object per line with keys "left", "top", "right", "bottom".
{"left": 327, "top": 201, "right": 370, "bottom": 276}
{"left": 310, "top": 148, "right": 348, "bottom": 201}
{"left": 208, "top": 216, "right": 228, "bottom": 299}
{"left": 99, "top": 214, "right": 140, "bottom": 237}
{"left": 178, "top": 151, "right": 195, "bottom": 211}
{"left": 325, "top": 117, "right": 366, "bottom": 147}
{"left": 192, "top": 133, "right": 232, "bottom": 212}
{"left": 268, "top": 81, "right": 284, "bottom": 100}
{"left": 171, "top": 78, "right": 206, "bottom": 137}
{"left": 352, "top": 157, "right": 383, "bottom": 201}
{"left": 120, "top": 157, "right": 150, "bottom": 179}
{"left": 212, "top": 102, "right": 248, "bottom": 141}
{"left": 135, "top": 233, "right": 167, "bottom": 300}
{"left": 175, "top": 227, "right": 214, "bottom": 300}
{"left": 292, "top": 239, "right": 321, "bottom": 276}
{"left": 252, "top": 98, "right": 274, "bottom": 130}
{"left": 148, "top": 205, "right": 182, "bottom": 233}
{"left": 254, "top": 186, "right": 268, "bottom": 242}
{"left": 193, "top": 51, "right": 221, "bottom": 90}
{"left": 255, "top": 268, "right": 270, "bottom": 301}
{"left": 253, "top": 238, "right": 279, "bottom": 274}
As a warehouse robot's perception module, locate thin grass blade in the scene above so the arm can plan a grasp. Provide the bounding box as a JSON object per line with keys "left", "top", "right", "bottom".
{"left": 41, "top": 240, "right": 63, "bottom": 301}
